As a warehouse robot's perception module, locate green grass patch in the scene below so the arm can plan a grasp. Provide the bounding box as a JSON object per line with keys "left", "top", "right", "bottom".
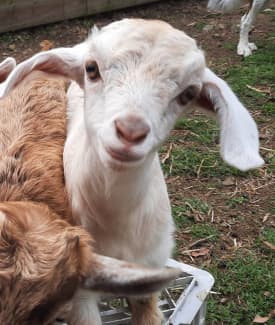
{"left": 172, "top": 205, "right": 194, "bottom": 230}
{"left": 174, "top": 117, "right": 219, "bottom": 145}
{"left": 162, "top": 146, "right": 254, "bottom": 178}
{"left": 223, "top": 42, "right": 236, "bottom": 51}
{"left": 207, "top": 253, "right": 275, "bottom": 325}
{"left": 225, "top": 41, "right": 275, "bottom": 117}
{"left": 0, "top": 32, "right": 15, "bottom": 42}
{"left": 172, "top": 198, "right": 212, "bottom": 230}
{"left": 191, "top": 224, "right": 219, "bottom": 240}
{"left": 226, "top": 195, "right": 249, "bottom": 208}
{"left": 195, "top": 22, "right": 207, "bottom": 31}
{"left": 260, "top": 228, "right": 275, "bottom": 246}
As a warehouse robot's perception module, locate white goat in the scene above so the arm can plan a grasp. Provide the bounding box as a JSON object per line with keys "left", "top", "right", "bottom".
{"left": 208, "top": 0, "right": 272, "bottom": 56}
{"left": 1, "top": 18, "right": 264, "bottom": 324}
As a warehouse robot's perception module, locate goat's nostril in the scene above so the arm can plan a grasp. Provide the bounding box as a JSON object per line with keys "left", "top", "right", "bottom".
{"left": 114, "top": 117, "right": 150, "bottom": 144}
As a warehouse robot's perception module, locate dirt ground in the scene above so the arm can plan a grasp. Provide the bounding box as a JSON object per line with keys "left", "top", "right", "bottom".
{"left": 0, "top": 0, "right": 274, "bottom": 323}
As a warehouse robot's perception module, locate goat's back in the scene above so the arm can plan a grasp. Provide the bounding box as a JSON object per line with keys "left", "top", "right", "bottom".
{"left": 0, "top": 77, "right": 70, "bottom": 221}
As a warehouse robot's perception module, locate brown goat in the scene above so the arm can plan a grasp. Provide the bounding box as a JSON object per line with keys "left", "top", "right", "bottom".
{"left": 0, "top": 71, "right": 179, "bottom": 324}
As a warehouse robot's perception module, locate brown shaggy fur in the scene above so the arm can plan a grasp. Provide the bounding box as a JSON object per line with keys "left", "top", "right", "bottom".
{"left": 0, "top": 77, "right": 94, "bottom": 324}
{"left": 0, "top": 77, "right": 70, "bottom": 219}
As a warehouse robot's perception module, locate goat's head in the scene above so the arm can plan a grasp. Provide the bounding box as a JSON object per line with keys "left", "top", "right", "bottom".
{"left": 80, "top": 20, "right": 206, "bottom": 169}
{"left": 0, "top": 201, "right": 180, "bottom": 324}
{"left": 1, "top": 19, "right": 264, "bottom": 171}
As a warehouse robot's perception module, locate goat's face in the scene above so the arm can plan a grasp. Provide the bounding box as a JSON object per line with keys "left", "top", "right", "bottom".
{"left": 0, "top": 201, "right": 92, "bottom": 324}
{"left": 82, "top": 19, "right": 205, "bottom": 168}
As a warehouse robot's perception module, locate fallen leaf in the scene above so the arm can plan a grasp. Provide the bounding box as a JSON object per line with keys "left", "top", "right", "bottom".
{"left": 253, "top": 314, "right": 270, "bottom": 323}
{"left": 263, "top": 241, "right": 275, "bottom": 251}
{"left": 191, "top": 247, "right": 210, "bottom": 257}
{"left": 222, "top": 176, "right": 235, "bottom": 186}
{"left": 220, "top": 297, "right": 228, "bottom": 304}
{"left": 263, "top": 213, "right": 270, "bottom": 223}
{"left": 8, "top": 44, "right": 16, "bottom": 51}
{"left": 40, "top": 40, "right": 55, "bottom": 51}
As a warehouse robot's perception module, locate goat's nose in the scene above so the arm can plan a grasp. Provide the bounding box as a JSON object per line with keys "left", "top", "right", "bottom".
{"left": 114, "top": 115, "right": 150, "bottom": 144}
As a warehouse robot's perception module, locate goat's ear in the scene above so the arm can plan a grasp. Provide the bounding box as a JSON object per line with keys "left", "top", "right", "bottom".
{"left": 82, "top": 254, "right": 180, "bottom": 296}
{"left": 0, "top": 44, "right": 87, "bottom": 97}
{"left": 194, "top": 68, "right": 264, "bottom": 171}
{"left": 0, "top": 57, "right": 16, "bottom": 83}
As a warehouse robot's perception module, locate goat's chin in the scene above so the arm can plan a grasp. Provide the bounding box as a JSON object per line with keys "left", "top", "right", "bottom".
{"left": 101, "top": 146, "right": 146, "bottom": 171}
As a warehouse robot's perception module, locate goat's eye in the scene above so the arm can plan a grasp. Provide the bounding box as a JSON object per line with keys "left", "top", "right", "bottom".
{"left": 85, "top": 60, "right": 100, "bottom": 81}
{"left": 177, "top": 85, "right": 200, "bottom": 106}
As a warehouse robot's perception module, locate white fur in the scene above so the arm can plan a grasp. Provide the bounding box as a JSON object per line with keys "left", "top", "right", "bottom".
{"left": 0, "top": 57, "right": 16, "bottom": 96}
{"left": 207, "top": 0, "right": 271, "bottom": 56}
{"left": 0, "top": 19, "right": 264, "bottom": 324}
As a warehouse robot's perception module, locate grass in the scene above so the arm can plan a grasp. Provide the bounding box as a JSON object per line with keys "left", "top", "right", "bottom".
{"left": 161, "top": 139, "right": 256, "bottom": 178}
{"left": 208, "top": 253, "right": 275, "bottom": 325}
{"left": 173, "top": 198, "right": 212, "bottom": 228}
{"left": 226, "top": 195, "right": 249, "bottom": 208}
{"left": 191, "top": 224, "right": 219, "bottom": 240}
{"left": 225, "top": 41, "right": 275, "bottom": 118}
{"left": 261, "top": 228, "right": 275, "bottom": 246}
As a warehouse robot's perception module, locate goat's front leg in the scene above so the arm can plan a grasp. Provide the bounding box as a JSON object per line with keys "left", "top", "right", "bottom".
{"left": 237, "top": 0, "right": 266, "bottom": 56}
{"left": 129, "top": 294, "right": 163, "bottom": 325}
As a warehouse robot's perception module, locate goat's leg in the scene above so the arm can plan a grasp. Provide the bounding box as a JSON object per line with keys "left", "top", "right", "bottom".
{"left": 237, "top": 0, "right": 267, "bottom": 56}
{"left": 129, "top": 294, "right": 163, "bottom": 325}
{"left": 67, "top": 289, "right": 101, "bottom": 325}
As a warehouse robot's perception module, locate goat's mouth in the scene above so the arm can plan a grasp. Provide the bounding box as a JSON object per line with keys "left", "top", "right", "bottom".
{"left": 106, "top": 146, "right": 143, "bottom": 163}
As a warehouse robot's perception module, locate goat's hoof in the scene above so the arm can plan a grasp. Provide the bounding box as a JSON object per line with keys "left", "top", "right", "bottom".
{"left": 237, "top": 42, "right": 257, "bottom": 57}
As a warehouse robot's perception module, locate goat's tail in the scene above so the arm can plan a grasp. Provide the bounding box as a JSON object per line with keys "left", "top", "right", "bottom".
{"left": 207, "top": 0, "right": 245, "bottom": 12}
